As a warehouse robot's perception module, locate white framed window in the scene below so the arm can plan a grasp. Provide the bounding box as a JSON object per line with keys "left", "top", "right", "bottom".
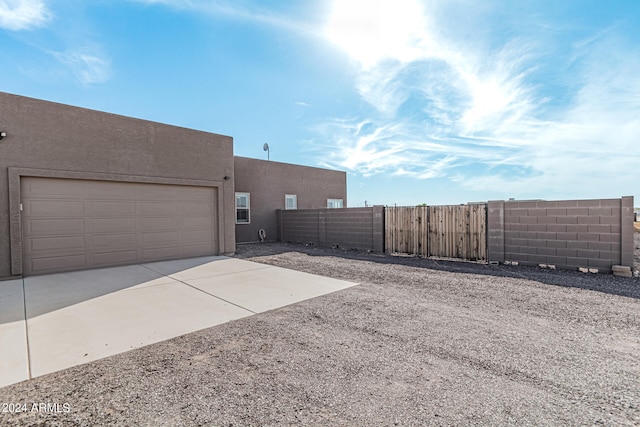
{"left": 327, "top": 198, "right": 343, "bottom": 209}
{"left": 235, "top": 193, "right": 250, "bottom": 224}
{"left": 285, "top": 194, "right": 297, "bottom": 210}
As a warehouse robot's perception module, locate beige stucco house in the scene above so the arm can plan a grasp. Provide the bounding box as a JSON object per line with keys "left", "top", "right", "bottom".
{"left": 0, "top": 92, "right": 345, "bottom": 278}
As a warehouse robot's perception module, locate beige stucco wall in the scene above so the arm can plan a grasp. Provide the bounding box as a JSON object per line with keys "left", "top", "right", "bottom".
{"left": 233, "top": 157, "right": 347, "bottom": 243}
{"left": 0, "top": 92, "right": 235, "bottom": 278}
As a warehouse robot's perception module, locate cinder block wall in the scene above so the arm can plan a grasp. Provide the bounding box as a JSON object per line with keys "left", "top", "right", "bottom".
{"left": 277, "top": 207, "right": 384, "bottom": 252}
{"left": 488, "top": 197, "right": 634, "bottom": 271}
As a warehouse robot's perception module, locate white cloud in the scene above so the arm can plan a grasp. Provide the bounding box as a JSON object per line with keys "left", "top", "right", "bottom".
{"left": 53, "top": 47, "right": 112, "bottom": 85}
{"left": 130, "top": 0, "right": 314, "bottom": 35}
{"left": 317, "top": 1, "right": 640, "bottom": 200}
{"left": 0, "top": 0, "right": 52, "bottom": 31}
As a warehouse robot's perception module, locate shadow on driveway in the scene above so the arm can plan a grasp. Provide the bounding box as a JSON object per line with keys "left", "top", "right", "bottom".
{"left": 0, "top": 256, "right": 226, "bottom": 324}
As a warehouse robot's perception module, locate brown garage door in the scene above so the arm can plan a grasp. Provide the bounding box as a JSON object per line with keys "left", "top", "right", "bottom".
{"left": 21, "top": 177, "right": 218, "bottom": 275}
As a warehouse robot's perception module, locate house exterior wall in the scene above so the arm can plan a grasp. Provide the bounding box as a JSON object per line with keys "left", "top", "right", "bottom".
{"left": 488, "top": 197, "right": 634, "bottom": 271}
{"left": 233, "top": 157, "right": 347, "bottom": 243}
{"left": 0, "top": 92, "right": 235, "bottom": 279}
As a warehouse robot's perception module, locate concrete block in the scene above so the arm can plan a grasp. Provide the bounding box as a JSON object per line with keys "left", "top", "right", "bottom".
{"left": 505, "top": 237, "right": 523, "bottom": 246}
{"left": 599, "top": 233, "right": 621, "bottom": 243}
{"left": 537, "top": 231, "right": 557, "bottom": 240}
{"left": 578, "top": 216, "right": 600, "bottom": 225}
{"left": 598, "top": 250, "right": 621, "bottom": 261}
{"left": 578, "top": 200, "right": 600, "bottom": 208}
{"left": 577, "top": 233, "right": 600, "bottom": 242}
{"left": 558, "top": 248, "right": 578, "bottom": 257}
{"left": 557, "top": 216, "right": 578, "bottom": 225}
{"left": 599, "top": 216, "right": 620, "bottom": 225}
{"left": 520, "top": 216, "right": 538, "bottom": 224}
{"left": 538, "top": 247, "right": 557, "bottom": 256}
{"left": 547, "top": 208, "right": 567, "bottom": 216}
{"left": 588, "top": 207, "right": 613, "bottom": 216}
{"left": 578, "top": 267, "right": 589, "bottom": 273}
{"left": 611, "top": 265, "right": 633, "bottom": 277}
{"left": 588, "top": 224, "right": 611, "bottom": 234}
{"left": 577, "top": 249, "right": 599, "bottom": 259}
{"left": 566, "top": 225, "right": 589, "bottom": 233}
{"left": 557, "top": 200, "right": 578, "bottom": 208}
{"left": 588, "top": 241, "right": 612, "bottom": 251}
{"left": 546, "top": 240, "right": 567, "bottom": 249}
{"left": 588, "top": 268, "right": 599, "bottom": 273}
{"left": 567, "top": 208, "right": 589, "bottom": 216}
{"left": 509, "top": 224, "right": 528, "bottom": 232}
{"left": 546, "top": 224, "right": 567, "bottom": 232}
{"left": 527, "top": 208, "right": 547, "bottom": 216}
{"left": 566, "top": 241, "right": 589, "bottom": 250}
{"left": 601, "top": 199, "right": 622, "bottom": 207}
{"left": 557, "top": 232, "right": 578, "bottom": 241}
{"left": 525, "top": 239, "right": 543, "bottom": 247}
{"left": 538, "top": 216, "right": 558, "bottom": 224}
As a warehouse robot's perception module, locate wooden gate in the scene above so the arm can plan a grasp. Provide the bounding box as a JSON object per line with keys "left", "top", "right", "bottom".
{"left": 385, "top": 204, "right": 487, "bottom": 261}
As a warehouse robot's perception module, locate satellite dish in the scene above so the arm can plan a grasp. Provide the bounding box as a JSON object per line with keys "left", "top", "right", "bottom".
{"left": 263, "top": 143, "right": 270, "bottom": 160}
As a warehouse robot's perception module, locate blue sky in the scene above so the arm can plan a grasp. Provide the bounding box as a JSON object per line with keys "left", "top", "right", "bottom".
{"left": 1, "top": 0, "right": 639, "bottom": 206}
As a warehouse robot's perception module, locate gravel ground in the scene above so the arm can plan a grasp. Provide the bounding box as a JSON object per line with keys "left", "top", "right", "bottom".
{"left": 1, "top": 243, "right": 639, "bottom": 426}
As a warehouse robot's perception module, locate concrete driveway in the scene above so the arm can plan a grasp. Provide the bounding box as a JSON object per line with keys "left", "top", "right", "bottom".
{"left": 0, "top": 256, "right": 356, "bottom": 388}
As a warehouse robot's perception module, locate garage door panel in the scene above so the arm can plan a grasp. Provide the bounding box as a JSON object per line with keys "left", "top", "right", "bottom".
{"left": 91, "top": 234, "right": 137, "bottom": 249}
{"left": 21, "top": 177, "right": 219, "bottom": 275}
{"left": 89, "top": 218, "right": 137, "bottom": 233}
{"left": 26, "top": 218, "right": 85, "bottom": 236}
{"left": 89, "top": 181, "right": 138, "bottom": 199}
{"left": 89, "top": 201, "right": 137, "bottom": 216}
{"left": 141, "top": 231, "right": 179, "bottom": 247}
{"left": 140, "top": 202, "right": 179, "bottom": 216}
{"left": 182, "top": 202, "right": 213, "bottom": 216}
{"left": 183, "top": 230, "right": 213, "bottom": 245}
{"left": 141, "top": 217, "right": 179, "bottom": 231}
{"left": 92, "top": 251, "right": 138, "bottom": 266}
{"left": 23, "top": 178, "right": 84, "bottom": 199}
{"left": 182, "top": 244, "right": 214, "bottom": 258}
{"left": 27, "top": 200, "right": 84, "bottom": 217}
{"left": 182, "top": 216, "right": 213, "bottom": 230}
{"left": 142, "top": 247, "right": 180, "bottom": 261}
{"left": 29, "top": 236, "right": 86, "bottom": 252}
{"left": 30, "top": 255, "right": 87, "bottom": 274}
